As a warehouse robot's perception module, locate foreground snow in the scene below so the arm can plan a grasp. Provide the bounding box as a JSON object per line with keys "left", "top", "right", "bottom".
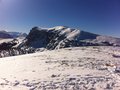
{"left": 0, "top": 46, "right": 120, "bottom": 90}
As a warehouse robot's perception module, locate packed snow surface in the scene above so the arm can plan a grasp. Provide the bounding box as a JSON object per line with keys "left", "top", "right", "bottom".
{"left": 0, "top": 46, "right": 120, "bottom": 90}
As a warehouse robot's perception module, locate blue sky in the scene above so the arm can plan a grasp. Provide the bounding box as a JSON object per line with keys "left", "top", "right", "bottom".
{"left": 0, "top": 0, "right": 120, "bottom": 37}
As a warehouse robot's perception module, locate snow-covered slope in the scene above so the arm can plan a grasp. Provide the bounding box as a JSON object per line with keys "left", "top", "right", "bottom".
{"left": 0, "top": 46, "right": 120, "bottom": 90}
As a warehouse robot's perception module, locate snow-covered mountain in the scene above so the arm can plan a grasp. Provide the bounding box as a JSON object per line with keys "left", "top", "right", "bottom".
{"left": 0, "top": 30, "right": 27, "bottom": 39}
{"left": 1, "top": 26, "right": 120, "bottom": 58}
{"left": 8, "top": 32, "right": 27, "bottom": 38}
{"left": 0, "top": 30, "right": 13, "bottom": 38}
{"left": 19, "top": 26, "right": 120, "bottom": 50}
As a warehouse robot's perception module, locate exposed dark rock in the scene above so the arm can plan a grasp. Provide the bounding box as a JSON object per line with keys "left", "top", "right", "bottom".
{"left": 26, "top": 27, "right": 50, "bottom": 48}
{"left": 0, "top": 39, "right": 18, "bottom": 50}
{"left": 0, "top": 39, "right": 35, "bottom": 58}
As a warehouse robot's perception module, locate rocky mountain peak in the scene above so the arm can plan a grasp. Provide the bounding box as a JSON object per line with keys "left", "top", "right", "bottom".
{"left": 19, "top": 26, "right": 99, "bottom": 49}
{"left": 17, "top": 26, "right": 120, "bottom": 50}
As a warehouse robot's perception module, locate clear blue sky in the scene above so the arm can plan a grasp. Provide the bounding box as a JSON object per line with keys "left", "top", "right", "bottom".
{"left": 0, "top": 0, "right": 120, "bottom": 37}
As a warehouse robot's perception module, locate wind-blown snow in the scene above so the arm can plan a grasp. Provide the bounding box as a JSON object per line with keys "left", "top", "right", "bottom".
{"left": 0, "top": 46, "right": 120, "bottom": 90}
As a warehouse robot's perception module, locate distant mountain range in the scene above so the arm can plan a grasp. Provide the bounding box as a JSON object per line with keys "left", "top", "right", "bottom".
{"left": 0, "top": 30, "right": 27, "bottom": 38}
{"left": 1, "top": 26, "right": 120, "bottom": 50}
{"left": 8, "top": 32, "right": 27, "bottom": 38}
{"left": 0, "top": 30, "right": 13, "bottom": 38}
{"left": 18, "top": 26, "right": 120, "bottom": 50}
{"left": 1, "top": 26, "right": 120, "bottom": 57}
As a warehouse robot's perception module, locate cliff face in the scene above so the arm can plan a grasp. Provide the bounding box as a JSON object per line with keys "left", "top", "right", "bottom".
{"left": 26, "top": 27, "right": 50, "bottom": 48}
